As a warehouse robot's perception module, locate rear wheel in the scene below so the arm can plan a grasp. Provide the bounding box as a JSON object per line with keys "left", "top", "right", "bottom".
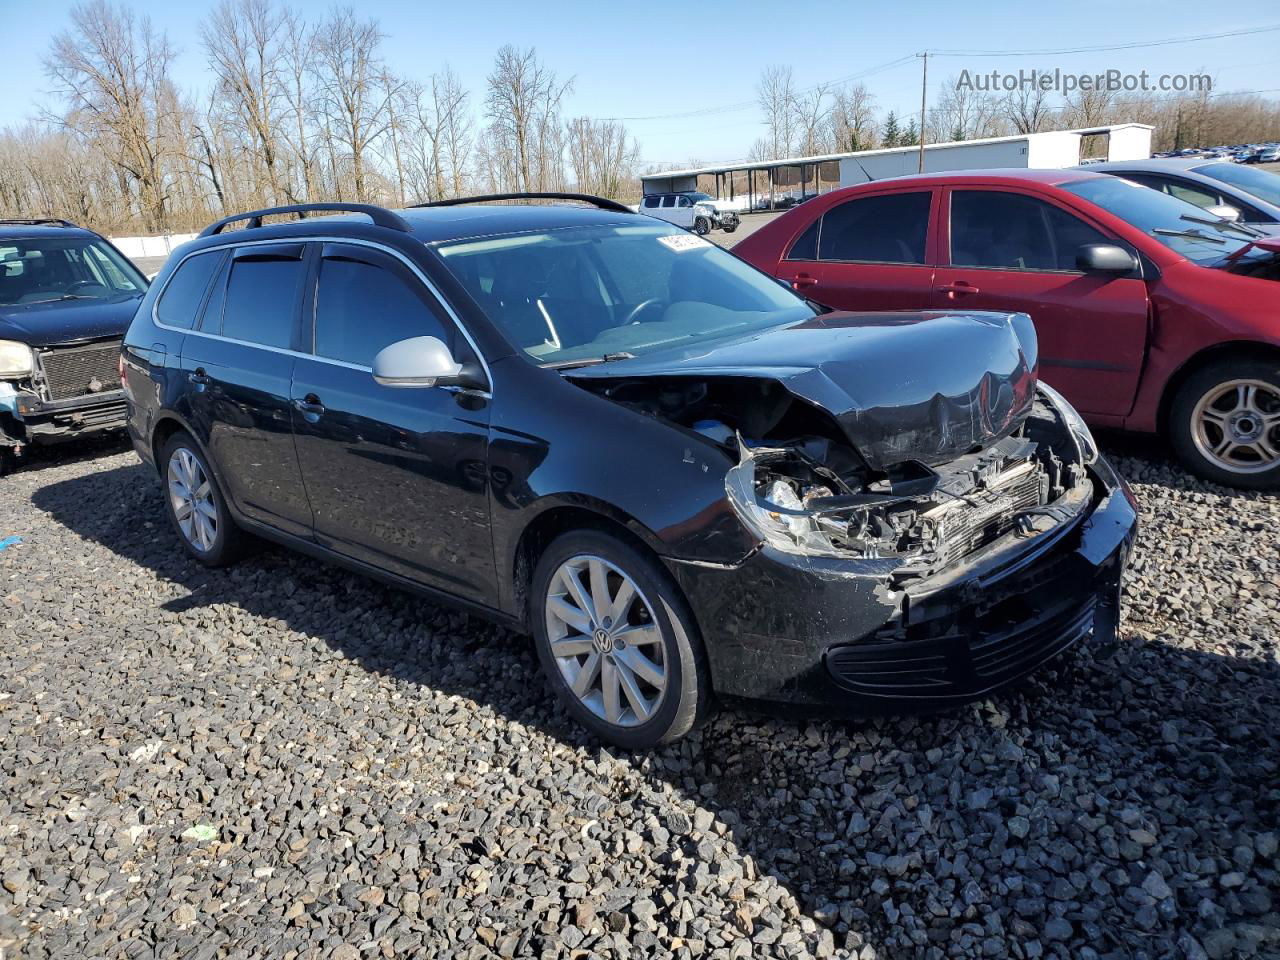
{"left": 1170, "top": 359, "right": 1280, "bottom": 489}
{"left": 0, "top": 447, "right": 13, "bottom": 479}
{"left": 160, "top": 431, "right": 246, "bottom": 565}
{"left": 531, "top": 531, "right": 712, "bottom": 748}
{"left": 693, "top": 217, "right": 711, "bottom": 236}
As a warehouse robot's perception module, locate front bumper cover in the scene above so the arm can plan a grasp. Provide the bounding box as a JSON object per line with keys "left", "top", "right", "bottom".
{"left": 0, "top": 388, "right": 128, "bottom": 445}
{"left": 666, "top": 459, "right": 1138, "bottom": 711}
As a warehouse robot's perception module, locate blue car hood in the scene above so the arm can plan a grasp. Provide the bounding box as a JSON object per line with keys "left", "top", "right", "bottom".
{"left": 0, "top": 296, "right": 141, "bottom": 347}
{"left": 566, "top": 310, "right": 1040, "bottom": 472}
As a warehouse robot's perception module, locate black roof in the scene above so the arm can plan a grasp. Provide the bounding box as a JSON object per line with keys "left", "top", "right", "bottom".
{"left": 397, "top": 204, "right": 636, "bottom": 243}
{"left": 0, "top": 222, "right": 99, "bottom": 241}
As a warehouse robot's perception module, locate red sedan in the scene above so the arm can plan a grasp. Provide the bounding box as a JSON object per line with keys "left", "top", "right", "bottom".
{"left": 734, "top": 169, "right": 1280, "bottom": 489}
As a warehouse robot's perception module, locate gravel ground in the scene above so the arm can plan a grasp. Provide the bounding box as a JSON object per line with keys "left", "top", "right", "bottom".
{"left": 1, "top": 435, "right": 1277, "bottom": 960}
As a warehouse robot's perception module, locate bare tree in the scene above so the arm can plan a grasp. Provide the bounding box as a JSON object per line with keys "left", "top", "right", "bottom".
{"left": 44, "top": 0, "right": 178, "bottom": 230}
{"left": 310, "top": 7, "right": 388, "bottom": 201}
{"left": 484, "top": 45, "right": 572, "bottom": 192}
{"left": 929, "top": 74, "right": 1003, "bottom": 142}
{"left": 200, "top": 0, "right": 288, "bottom": 204}
{"left": 757, "top": 65, "right": 797, "bottom": 159}
{"left": 792, "top": 83, "right": 831, "bottom": 156}
{"left": 1003, "top": 83, "right": 1054, "bottom": 134}
{"left": 566, "top": 117, "right": 638, "bottom": 197}
{"left": 828, "top": 82, "right": 877, "bottom": 152}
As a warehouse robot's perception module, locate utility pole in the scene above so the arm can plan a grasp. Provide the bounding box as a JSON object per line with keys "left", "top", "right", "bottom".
{"left": 918, "top": 51, "right": 928, "bottom": 173}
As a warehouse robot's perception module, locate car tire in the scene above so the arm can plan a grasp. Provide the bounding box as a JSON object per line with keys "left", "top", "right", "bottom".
{"left": 693, "top": 217, "right": 711, "bottom": 236}
{"left": 159, "top": 431, "right": 246, "bottom": 566}
{"left": 530, "top": 530, "right": 713, "bottom": 748}
{"left": 1169, "top": 359, "right": 1280, "bottom": 489}
{"left": 722, "top": 222, "right": 738, "bottom": 234}
{"left": 0, "top": 447, "right": 13, "bottom": 479}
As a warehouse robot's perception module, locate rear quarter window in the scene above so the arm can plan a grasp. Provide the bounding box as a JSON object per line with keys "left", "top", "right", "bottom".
{"left": 156, "top": 251, "right": 223, "bottom": 329}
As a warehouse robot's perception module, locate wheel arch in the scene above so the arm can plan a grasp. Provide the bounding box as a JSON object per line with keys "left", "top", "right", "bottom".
{"left": 509, "top": 502, "right": 674, "bottom": 633}
{"left": 1156, "top": 340, "right": 1280, "bottom": 436}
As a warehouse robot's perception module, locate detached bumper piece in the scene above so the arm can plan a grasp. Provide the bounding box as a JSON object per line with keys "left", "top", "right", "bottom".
{"left": 826, "top": 539, "right": 1122, "bottom": 702}
{"left": 12, "top": 391, "right": 127, "bottom": 443}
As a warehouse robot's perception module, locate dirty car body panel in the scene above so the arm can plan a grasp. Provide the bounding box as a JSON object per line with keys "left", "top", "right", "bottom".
{"left": 124, "top": 203, "right": 1136, "bottom": 717}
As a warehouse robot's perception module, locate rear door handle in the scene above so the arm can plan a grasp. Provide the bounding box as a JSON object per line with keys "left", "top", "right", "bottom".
{"left": 937, "top": 281, "right": 980, "bottom": 297}
{"left": 789, "top": 273, "right": 818, "bottom": 289}
{"left": 292, "top": 394, "right": 325, "bottom": 418}
{"left": 188, "top": 368, "right": 211, "bottom": 386}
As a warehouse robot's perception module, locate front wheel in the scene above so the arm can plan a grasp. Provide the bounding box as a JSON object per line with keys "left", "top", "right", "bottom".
{"left": 721, "top": 222, "right": 738, "bottom": 234}
{"left": 1169, "top": 360, "right": 1280, "bottom": 489}
{"left": 531, "top": 531, "right": 712, "bottom": 748}
{"left": 693, "top": 217, "right": 711, "bottom": 236}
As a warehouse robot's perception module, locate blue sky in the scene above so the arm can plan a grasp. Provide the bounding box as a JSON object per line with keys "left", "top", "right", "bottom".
{"left": 5, "top": 0, "right": 1279, "bottom": 166}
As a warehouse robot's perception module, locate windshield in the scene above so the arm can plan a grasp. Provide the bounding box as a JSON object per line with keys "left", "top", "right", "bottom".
{"left": 1192, "top": 162, "right": 1280, "bottom": 209}
{"left": 0, "top": 236, "right": 146, "bottom": 306}
{"left": 683, "top": 192, "right": 713, "bottom": 203}
{"left": 1061, "top": 176, "right": 1257, "bottom": 264}
{"left": 436, "top": 223, "right": 815, "bottom": 366}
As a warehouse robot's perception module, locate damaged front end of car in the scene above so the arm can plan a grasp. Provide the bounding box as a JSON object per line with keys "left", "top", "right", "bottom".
{"left": 723, "top": 383, "right": 1096, "bottom": 583}
{"left": 566, "top": 309, "right": 1138, "bottom": 710}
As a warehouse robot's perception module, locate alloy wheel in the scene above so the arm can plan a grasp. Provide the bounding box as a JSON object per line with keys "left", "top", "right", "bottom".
{"left": 1191, "top": 378, "right": 1280, "bottom": 474}
{"left": 167, "top": 447, "right": 219, "bottom": 551}
{"left": 544, "top": 554, "right": 667, "bottom": 728}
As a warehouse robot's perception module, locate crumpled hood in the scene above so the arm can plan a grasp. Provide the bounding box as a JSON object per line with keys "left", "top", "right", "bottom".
{"left": 0, "top": 296, "right": 141, "bottom": 347}
{"left": 568, "top": 310, "right": 1040, "bottom": 471}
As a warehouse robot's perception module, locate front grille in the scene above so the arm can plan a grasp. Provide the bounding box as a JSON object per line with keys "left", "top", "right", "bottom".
{"left": 38, "top": 340, "right": 122, "bottom": 400}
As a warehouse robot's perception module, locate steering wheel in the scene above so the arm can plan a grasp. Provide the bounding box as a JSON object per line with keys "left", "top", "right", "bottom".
{"left": 621, "top": 298, "right": 665, "bottom": 326}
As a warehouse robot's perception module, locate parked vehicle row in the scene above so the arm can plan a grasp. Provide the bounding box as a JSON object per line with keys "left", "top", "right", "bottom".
{"left": 11, "top": 158, "right": 1280, "bottom": 747}
{"left": 735, "top": 169, "right": 1280, "bottom": 489}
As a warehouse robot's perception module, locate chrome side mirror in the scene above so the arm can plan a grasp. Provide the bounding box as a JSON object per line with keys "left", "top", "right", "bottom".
{"left": 1076, "top": 243, "right": 1139, "bottom": 274}
{"left": 373, "top": 336, "right": 466, "bottom": 388}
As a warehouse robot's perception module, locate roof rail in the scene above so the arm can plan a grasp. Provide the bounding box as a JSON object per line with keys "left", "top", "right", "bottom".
{"left": 410, "top": 192, "right": 635, "bottom": 215}
{"left": 198, "top": 202, "right": 411, "bottom": 238}
{"left": 0, "top": 218, "right": 79, "bottom": 228}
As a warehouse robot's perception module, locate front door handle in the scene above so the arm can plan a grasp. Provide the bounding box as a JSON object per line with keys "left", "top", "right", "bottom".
{"left": 789, "top": 273, "right": 818, "bottom": 290}
{"left": 292, "top": 394, "right": 325, "bottom": 418}
{"left": 937, "top": 281, "right": 980, "bottom": 297}
{"left": 188, "top": 368, "right": 211, "bottom": 386}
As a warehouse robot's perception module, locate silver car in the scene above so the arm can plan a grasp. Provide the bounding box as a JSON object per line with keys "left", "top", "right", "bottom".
{"left": 1078, "top": 158, "right": 1280, "bottom": 227}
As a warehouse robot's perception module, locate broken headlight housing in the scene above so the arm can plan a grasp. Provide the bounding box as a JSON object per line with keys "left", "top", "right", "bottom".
{"left": 0, "top": 340, "right": 33, "bottom": 378}
{"left": 725, "top": 444, "right": 882, "bottom": 558}
{"left": 1038, "top": 383, "right": 1097, "bottom": 465}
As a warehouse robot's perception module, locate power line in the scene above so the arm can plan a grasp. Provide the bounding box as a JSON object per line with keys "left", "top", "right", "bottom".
{"left": 603, "top": 24, "right": 1280, "bottom": 125}
{"left": 929, "top": 23, "right": 1280, "bottom": 57}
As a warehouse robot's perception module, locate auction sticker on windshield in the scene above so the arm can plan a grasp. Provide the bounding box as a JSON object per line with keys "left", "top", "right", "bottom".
{"left": 658, "top": 234, "right": 712, "bottom": 253}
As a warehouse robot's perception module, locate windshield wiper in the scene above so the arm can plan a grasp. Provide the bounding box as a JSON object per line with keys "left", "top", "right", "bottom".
{"left": 1179, "top": 212, "right": 1265, "bottom": 238}
{"left": 1152, "top": 228, "right": 1227, "bottom": 246}
{"left": 547, "top": 351, "right": 636, "bottom": 370}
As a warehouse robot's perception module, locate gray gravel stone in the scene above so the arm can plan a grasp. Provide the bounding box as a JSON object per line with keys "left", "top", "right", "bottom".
{"left": 1, "top": 436, "right": 1278, "bottom": 959}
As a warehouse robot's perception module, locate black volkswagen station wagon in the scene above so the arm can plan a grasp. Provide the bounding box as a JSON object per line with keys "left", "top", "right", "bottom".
{"left": 122, "top": 196, "right": 1138, "bottom": 748}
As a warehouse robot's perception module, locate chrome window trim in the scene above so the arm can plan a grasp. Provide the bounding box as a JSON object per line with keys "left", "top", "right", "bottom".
{"left": 151, "top": 234, "right": 494, "bottom": 395}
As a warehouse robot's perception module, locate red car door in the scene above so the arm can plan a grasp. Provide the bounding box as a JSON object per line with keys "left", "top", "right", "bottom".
{"left": 932, "top": 186, "right": 1151, "bottom": 419}
{"left": 774, "top": 188, "right": 939, "bottom": 311}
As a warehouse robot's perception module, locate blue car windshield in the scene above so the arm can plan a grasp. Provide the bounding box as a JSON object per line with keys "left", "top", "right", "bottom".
{"left": 435, "top": 223, "right": 815, "bottom": 366}
{"left": 0, "top": 237, "right": 146, "bottom": 306}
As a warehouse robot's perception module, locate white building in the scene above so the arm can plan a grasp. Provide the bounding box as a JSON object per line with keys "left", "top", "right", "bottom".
{"left": 639, "top": 123, "right": 1154, "bottom": 211}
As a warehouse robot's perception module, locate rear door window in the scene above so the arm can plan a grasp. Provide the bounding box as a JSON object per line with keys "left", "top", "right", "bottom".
{"left": 817, "top": 192, "right": 931, "bottom": 263}
{"left": 218, "top": 245, "right": 306, "bottom": 349}
{"left": 156, "top": 251, "right": 224, "bottom": 329}
{"left": 312, "top": 244, "right": 454, "bottom": 368}
{"left": 950, "top": 190, "right": 1108, "bottom": 272}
